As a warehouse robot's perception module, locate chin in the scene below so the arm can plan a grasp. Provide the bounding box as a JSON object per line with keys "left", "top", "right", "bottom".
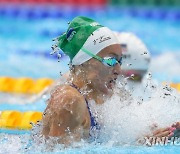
{"left": 102, "top": 84, "right": 114, "bottom": 95}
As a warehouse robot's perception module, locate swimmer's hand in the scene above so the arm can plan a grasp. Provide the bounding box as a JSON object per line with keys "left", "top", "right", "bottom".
{"left": 147, "top": 123, "right": 176, "bottom": 137}
{"left": 151, "top": 127, "right": 175, "bottom": 137}
{"left": 149, "top": 122, "right": 180, "bottom": 138}
{"left": 137, "top": 126, "right": 176, "bottom": 146}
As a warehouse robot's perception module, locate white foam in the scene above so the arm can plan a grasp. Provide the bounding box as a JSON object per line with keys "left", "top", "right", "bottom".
{"left": 90, "top": 75, "right": 180, "bottom": 145}
{"left": 1, "top": 74, "right": 180, "bottom": 151}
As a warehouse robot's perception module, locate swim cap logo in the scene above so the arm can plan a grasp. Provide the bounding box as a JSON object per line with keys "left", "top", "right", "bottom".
{"left": 93, "top": 35, "right": 111, "bottom": 45}
{"left": 66, "top": 28, "right": 76, "bottom": 41}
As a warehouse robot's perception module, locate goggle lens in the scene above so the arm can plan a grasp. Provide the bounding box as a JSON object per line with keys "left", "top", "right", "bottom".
{"left": 102, "top": 57, "right": 122, "bottom": 67}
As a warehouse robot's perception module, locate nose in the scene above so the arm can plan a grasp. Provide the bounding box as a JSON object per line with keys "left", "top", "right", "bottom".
{"left": 113, "top": 63, "right": 121, "bottom": 75}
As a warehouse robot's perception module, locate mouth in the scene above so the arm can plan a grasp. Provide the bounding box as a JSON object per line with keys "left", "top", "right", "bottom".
{"left": 107, "top": 78, "right": 117, "bottom": 89}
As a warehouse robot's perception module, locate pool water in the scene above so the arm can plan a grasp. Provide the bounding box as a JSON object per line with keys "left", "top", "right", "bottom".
{"left": 0, "top": 4, "right": 180, "bottom": 153}
{"left": 0, "top": 5, "right": 180, "bottom": 81}
{"left": 0, "top": 131, "right": 180, "bottom": 153}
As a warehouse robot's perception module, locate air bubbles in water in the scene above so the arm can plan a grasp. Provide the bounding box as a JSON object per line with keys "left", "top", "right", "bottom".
{"left": 65, "top": 127, "right": 71, "bottom": 134}
{"left": 146, "top": 72, "right": 152, "bottom": 80}
{"left": 141, "top": 51, "right": 148, "bottom": 55}
{"left": 144, "top": 51, "right": 147, "bottom": 54}
{"left": 30, "top": 122, "right": 35, "bottom": 127}
{"left": 57, "top": 53, "right": 61, "bottom": 58}
{"left": 50, "top": 46, "right": 60, "bottom": 56}
{"left": 130, "top": 74, "right": 135, "bottom": 79}
{"left": 50, "top": 50, "right": 56, "bottom": 55}
{"left": 50, "top": 41, "right": 64, "bottom": 63}
{"left": 52, "top": 37, "right": 59, "bottom": 43}
{"left": 42, "top": 94, "right": 48, "bottom": 100}
{"left": 51, "top": 44, "right": 58, "bottom": 52}
{"left": 57, "top": 53, "right": 62, "bottom": 62}
{"left": 127, "top": 63, "right": 132, "bottom": 67}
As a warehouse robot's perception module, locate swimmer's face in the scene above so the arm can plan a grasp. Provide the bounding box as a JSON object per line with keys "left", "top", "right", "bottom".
{"left": 84, "top": 44, "right": 122, "bottom": 95}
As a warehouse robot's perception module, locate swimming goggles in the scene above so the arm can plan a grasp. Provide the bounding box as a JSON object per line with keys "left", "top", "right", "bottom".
{"left": 81, "top": 47, "right": 122, "bottom": 67}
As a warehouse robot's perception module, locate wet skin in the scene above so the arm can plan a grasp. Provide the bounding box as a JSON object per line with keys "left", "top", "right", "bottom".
{"left": 42, "top": 44, "right": 122, "bottom": 141}
{"left": 42, "top": 44, "right": 180, "bottom": 143}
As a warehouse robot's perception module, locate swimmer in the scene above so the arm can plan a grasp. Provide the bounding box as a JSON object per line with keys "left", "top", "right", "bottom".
{"left": 42, "top": 16, "right": 122, "bottom": 142}
{"left": 114, "top": 32, "right": 151, "bottom": 82}
{"left": 41, "top": 16, "right": 180, "bottom": 144}
{"left": 62, "top": 32, "right": 151, "bottom": 83}
{"left": 115, "top": 32, "right": 152, "bottom": 98}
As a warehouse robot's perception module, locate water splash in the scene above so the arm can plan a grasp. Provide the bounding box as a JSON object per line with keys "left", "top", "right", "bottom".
{"left": 50, "top": 38, "right": 62, "bottom": 63}
{"left": 90, "top": 74, "right": 180, "bottom": 146}
{"left": 1, "top": 73, "right": 180, "bottom": 152}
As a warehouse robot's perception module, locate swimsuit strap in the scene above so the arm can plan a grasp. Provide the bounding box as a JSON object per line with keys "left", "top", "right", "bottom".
{"left": 70, "top": 83, "right": 99, "bottom": 130}
{"left": 85, "top": 98, "right": 99, "bottom": 129}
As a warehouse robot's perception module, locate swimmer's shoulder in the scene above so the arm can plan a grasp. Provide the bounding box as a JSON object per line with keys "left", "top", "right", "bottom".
{"left": 51, "top": 84, "right": 84, "bottom": 97}
{"left": 49, "top": 84, "right": 86, "bottom": 108}
{"left": 42, "top": 84, "right": 89, "bottom": 137}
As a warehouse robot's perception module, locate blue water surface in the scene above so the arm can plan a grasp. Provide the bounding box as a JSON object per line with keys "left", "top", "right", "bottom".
{"left": 0, "top": 4, "right": 180, "bottom": 153}
{"left": 0, "top": 5, "right": 180, "bottom": 82}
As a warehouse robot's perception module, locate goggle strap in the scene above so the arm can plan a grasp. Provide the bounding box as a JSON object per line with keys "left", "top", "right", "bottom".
{"left": 119, "top": 56, "right": 123, "bottom": 65}
{"left": 81, "top": 47, "right": 122, "bottom": 67}
{"left": 81, "top": 47, "right": 103, "bottom": 62}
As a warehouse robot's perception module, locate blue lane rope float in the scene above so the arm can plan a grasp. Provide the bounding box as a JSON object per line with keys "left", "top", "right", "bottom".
{"left": 0, "top": 6, "right": 179, "bottom": 21}
{"left": 15, "top": 49, "right": 66, "bottom": 61}
{"left": 0, "top": 5, "right": 81, "bottom": 20}
{"left": 40, "top": 30, "right": 63, "bottom": 38}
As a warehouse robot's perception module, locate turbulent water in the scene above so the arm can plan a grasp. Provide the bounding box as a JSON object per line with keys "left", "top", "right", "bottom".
{"left": 1, "top": 72, "right": 179, "bottom": 153}
{"left": 1, "top": 51, "right": 180, "bottom": 152}
{"left": 92, "top": 74, "right": 180, "bottom": 145}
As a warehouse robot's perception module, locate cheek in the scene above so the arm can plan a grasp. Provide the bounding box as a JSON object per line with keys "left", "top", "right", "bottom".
{"left": 85, "top": 61, "right": 112, "bottom": 84}
{"left": 97, "top": 65, "right": 112, "bottom": 79}
{"left": 91, "top": 67, "right": 111, "bottom": 85}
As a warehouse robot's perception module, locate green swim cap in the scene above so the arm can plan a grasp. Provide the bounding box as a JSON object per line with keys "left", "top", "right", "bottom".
{"left": 57, "top": 16, "right": 103, "bottom": 61}
{"left": 56, "top": 16, "right": 120, "bottom": 65}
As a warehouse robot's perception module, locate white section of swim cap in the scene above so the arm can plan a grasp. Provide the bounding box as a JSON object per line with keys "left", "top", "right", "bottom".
{"left": 72, "top": 27, "right": 120, "bottom": 65}
{"left": 114, "top": 32, "right": 151, "bottom": 71}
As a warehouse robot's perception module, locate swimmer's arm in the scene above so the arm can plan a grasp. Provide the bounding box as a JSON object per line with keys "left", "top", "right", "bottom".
{"left": 151, "top": 122, "right": 180, "bottom": 137}
{"left": 151, "top": 127, "right": 173, "bottom": 137}
{"left": 42, "top": 86, "right": 88, "bottom": 140}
